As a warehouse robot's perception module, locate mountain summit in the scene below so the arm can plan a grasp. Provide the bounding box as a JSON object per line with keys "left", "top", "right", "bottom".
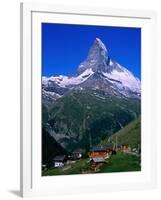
{"left": 77, "top": 38, "right": 109, "bottom": 75}
{"left": 42, "top": 38, "right": 141, "bottom": 104}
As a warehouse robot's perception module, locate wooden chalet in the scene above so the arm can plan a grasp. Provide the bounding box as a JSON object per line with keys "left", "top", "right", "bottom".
{"left": 70, "top": 149, "right": 83, "bottom": 160}
{"left": 89, "top": 145, "right": 113, "bottom": 159}
{"left": 90, "top": 156, "right": 106, "bottom": 171}
{"left": 53, "top": 155, "right": 67, "bottom": 168}
{"left": 121, "top": 144, "right": 131, "bottom": 153}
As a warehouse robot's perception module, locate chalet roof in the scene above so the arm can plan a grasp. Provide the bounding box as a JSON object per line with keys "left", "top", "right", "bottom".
{"left": 90, "top": 146, "right": 107, "bottom": 152}
{"left": 92, "top": 157, "right": 105, "bottom": 163}
{"left": 53, "top": 155, "right": 66, "bottom": 162}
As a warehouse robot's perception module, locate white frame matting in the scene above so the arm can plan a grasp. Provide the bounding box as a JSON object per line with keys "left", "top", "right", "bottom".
{"left": 20, "top": 2, "right": 157, "bottom": 197}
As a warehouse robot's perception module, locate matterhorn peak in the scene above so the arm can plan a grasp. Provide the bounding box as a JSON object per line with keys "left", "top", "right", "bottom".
{"left": 88, "top": 37, "right": 108, "bottom": 58}
{"left": 77, "top": 38, "right": 109, "bottom": 75}
{"left": 43, "top": 37, "right": 141, "bottom": 100}
{"left": 94, "top": 37, "right": 107, "bottom": 52}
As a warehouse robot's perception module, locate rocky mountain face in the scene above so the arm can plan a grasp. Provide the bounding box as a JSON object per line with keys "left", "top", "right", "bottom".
{"left": 42, "top": 38, "right": 141, "bottom": 152}
{"left": 42, "top": 128, "right": 68, "bottom": 165}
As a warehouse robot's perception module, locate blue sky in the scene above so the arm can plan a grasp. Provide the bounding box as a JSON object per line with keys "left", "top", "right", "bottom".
{"left": 42, "top": 23, "right": 141, "bottom": 79}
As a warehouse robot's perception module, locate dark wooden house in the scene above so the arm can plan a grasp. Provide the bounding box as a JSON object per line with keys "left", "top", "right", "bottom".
{"left": 53, "top": 155, "right": 67, "bottom": 168}
{"left": 90, "top": 156, "right": 106, "bottom": 171}
{"left": 119, "top": 144, "right": 131, "bottom": 153}
{"left": 89, "top": 145, "right": 113, "bottom": 159}
{"left": 69, "top": 149, "right": 83, "bottom": 160}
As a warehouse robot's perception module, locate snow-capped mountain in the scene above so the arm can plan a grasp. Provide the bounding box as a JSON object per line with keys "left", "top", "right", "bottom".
{"left": 42, "top": 68, "right": 94, "bottom": 88}
{"left": 42, "top": 38, "right": 141, "bottom": 104}
{"left": 42, "top": 38, "right": 141, "bottom": 152}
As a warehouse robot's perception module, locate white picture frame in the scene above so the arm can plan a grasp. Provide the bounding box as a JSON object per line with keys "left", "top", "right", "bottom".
{"left": 20, "top": 2, "right": 157, "bottom": 197}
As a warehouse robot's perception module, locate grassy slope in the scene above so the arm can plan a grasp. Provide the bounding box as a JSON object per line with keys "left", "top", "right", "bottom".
{"left": 42, "top": 152, "right": 141, "bottom": 176}
{"left": 42, "top": 159, "right": 90, "bottom": 176}
{"left": 99, "top": 152, "right": 141, "bottom": 173}
{"left": 100, "top": 117, "right": 141, "bottom": 148}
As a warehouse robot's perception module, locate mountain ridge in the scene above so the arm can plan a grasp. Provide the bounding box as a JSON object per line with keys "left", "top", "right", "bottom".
{"left": 42, "top": 38, "right": 140, "bottom": 104}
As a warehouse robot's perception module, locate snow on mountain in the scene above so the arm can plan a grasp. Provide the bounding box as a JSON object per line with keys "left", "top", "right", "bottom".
{"left": 42, "top": 37, "right": 141, "bottom": 99}
{"left": 42, "top": 68, "right": 94, "bottom": 88}
{"left": 42, "top": 89, "right": 62, "bottom": 99}
{"left": 103, "top": 64, "right": 140, "bottom": 94}
{"left": 42, "top": 89, "right": 62, "bottom": 106}
{"left": 76, "top": 38, "right": 140, "bottom": 95}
